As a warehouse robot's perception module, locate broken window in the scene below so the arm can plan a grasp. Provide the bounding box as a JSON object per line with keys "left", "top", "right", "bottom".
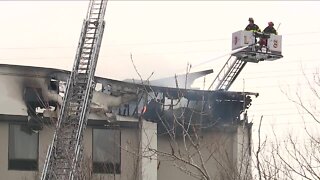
{"left": 24, "top": 87, "right": 43, "bottom": 113}
{"left": 48, "top": 77, "right": 59, "bottom": 92}
{"left": 92, "top": 128, "right": 121, "bottom": 174}
{"left": 8, "top": 124, "right": 38, "bottom": 171}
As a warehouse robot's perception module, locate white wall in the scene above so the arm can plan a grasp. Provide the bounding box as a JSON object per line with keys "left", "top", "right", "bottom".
{"left": 141, "top": 120, "right": 157, "bottom": 180}
{"left": 233, "top": 124, "right": 252, "bottom": 180}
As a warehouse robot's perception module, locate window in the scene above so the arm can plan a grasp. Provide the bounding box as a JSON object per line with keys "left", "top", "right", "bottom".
{"left": 93, "top": 128, "right": 121, "bottom": 174}
{"left": 8, "top": 124, "right": 39, "bottom": 170}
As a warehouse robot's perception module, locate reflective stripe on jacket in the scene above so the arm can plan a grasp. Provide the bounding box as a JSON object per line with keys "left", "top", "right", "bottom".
{"left": 245, "top": 24, "right": 261, "bottom": 32}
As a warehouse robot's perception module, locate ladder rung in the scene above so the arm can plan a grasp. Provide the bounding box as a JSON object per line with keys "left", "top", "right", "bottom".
{"left": 79, "top": 63, "right": 88, "bottom": 66}
{"left": 82, "top": 50, "right": 92, "bottom": 53}
{"left": 77, "top": 75, "right": 88, "bottom": 78}
{"left": 76, "top": 80, "right": 88, "bottom": 84}
{"left": 86, "top": 32, "right": 97, "bottom": 38}
{"left": 79, "top": 62, "right": 89, "bottom": 68}
{"left": 73, "top": 86, "right": 86, "bottom": 89}
{"left": 77, "top": 74, "right": 88, "bottom": 78}
{"left": 81, "top": 57, "right": 91, "bottom": 60}
{"left": 79, "top": 61, "right": 89, "bottom": 65}
{"left": 68, "top": 108, "right": 81, "bottom": 113}
{"left": 82, "top": 47, "right": 93, "bottom": 51}
{"left": 76, "top": 80, "right": 88, "bottom": 83}
{"left": 88, "top": 24, "right": 98, "bottom": 27}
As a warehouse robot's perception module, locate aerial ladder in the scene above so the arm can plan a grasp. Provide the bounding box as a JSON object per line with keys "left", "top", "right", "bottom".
{"left": 209, "top": 30, "right": 283, "bottom": 91}
{"left": 41, "top": 0, "right": 108, "bottom": 179}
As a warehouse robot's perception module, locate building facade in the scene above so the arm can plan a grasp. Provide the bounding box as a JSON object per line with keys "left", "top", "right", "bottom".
{"left": 0, "top": 64, "right": 254, "bottom": 180}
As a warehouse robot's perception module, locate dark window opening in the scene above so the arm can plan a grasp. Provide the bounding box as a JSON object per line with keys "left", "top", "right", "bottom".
{"left": 48, "top": 78, "right": 59, "bottom": 92}
{"left": 8, "top": 159, "right": 38, "bottom": 171}
{"left": 93, "top": 162, "right": 120, "bottom": 174}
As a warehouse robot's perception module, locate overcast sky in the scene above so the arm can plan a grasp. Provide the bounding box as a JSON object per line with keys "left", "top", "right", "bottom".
{"left": 1, "top": 1, "right": 320, "bottom": 140}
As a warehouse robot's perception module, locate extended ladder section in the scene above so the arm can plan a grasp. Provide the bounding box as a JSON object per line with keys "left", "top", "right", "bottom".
{"left": 208, "top": 56, "right": 247, "bottom": 91}
{"left": 41, "top": 0, "right": 108, "bottom": 179}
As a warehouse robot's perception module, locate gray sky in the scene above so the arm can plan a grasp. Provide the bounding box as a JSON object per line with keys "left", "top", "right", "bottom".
{"left": 1, "top": 1, "right": 320, "bottom": 139}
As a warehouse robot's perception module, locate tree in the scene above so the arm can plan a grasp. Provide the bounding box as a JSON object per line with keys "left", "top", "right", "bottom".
{"left": 253, "top": 69, "right": 320, "bottom": 180}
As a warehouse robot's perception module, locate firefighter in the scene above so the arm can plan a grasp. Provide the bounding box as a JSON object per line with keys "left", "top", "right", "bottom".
{"left": 259, "top": 21, "right": 278, "bottom": 48}
{"left": 263, "top": 21, "right": 278, "bottom": 35}
{"left": 245, "top": 17, "right": 261, "bottom": 32}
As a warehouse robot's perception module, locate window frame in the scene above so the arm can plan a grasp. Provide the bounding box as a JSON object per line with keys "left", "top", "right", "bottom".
{"left": 8, "top": 123, "right": 39, "bottom": 171}
{"left": 92, "top": 127, "right": 121, "bottom": 174}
